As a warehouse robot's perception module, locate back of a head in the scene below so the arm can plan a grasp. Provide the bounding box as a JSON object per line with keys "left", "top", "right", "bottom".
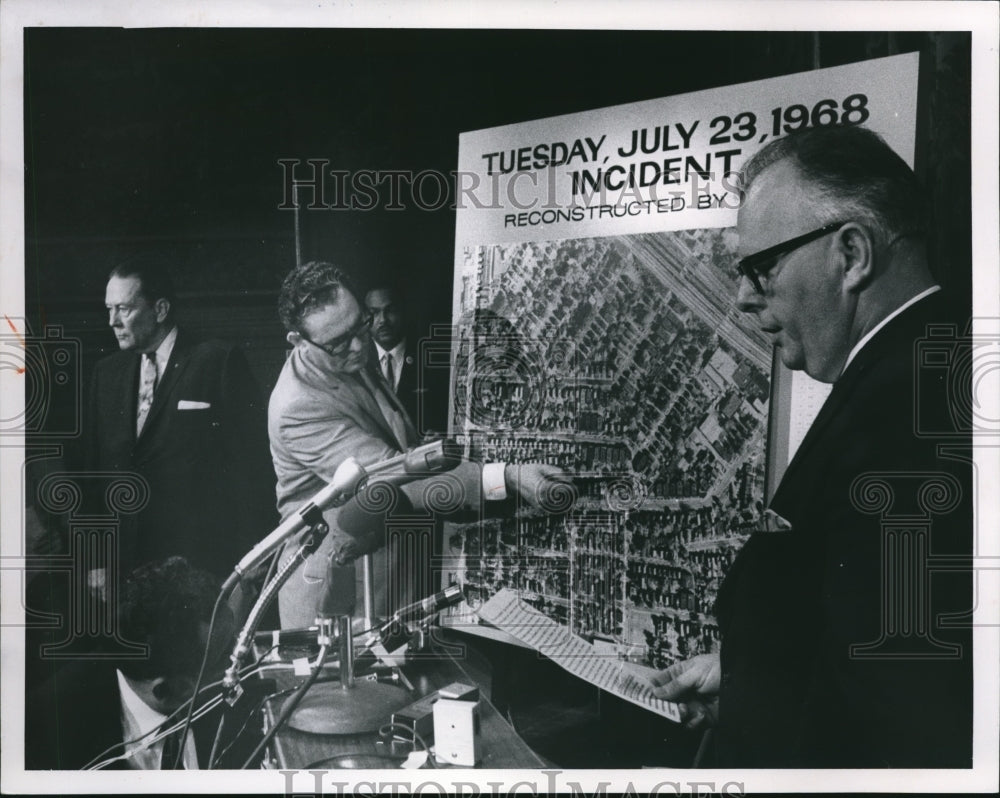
{"left": 115, "top": 556, "right": 220, "bottom": 682}
{"left": 739, "top": 124, "right": 925, "bottom": 248}
{"left": 277, "top": 260, "right": 359, "bottom": 332}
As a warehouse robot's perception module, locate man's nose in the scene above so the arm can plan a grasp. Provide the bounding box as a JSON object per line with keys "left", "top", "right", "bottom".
{"left": 349, "top": 334, "right": 364, "bottom": 353}
{"left": 735, "top": 275, "right": 764, "bottom": 313}
{"left": 108, "top": 309, "right": 120, "bottom": 326}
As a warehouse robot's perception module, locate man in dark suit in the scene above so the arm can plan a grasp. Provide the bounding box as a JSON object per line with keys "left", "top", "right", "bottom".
{"left": 86, "top": 260, "right": 277, "bottom": 595}
{"left": 365, "top": 283, "right": 448, "bottom": 436}
{"left": 650, "top": 125, "right": 972, "bottom": 767}
{"left": 26, "top": 557, "right": 258, "bottom": 770}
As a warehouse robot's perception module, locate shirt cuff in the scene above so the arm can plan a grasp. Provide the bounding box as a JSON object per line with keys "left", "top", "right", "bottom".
{"left": 482, "top": 462, "right": 508, "bottom": 501}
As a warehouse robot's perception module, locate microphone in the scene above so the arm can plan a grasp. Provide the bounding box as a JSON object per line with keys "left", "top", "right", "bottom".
{"left": 319, "top": 564, "right": 357, "bottom": 618}
{"left": 232, "top": 440, "right": 458, "bottom": 577}
{"left": 387, "top": 583, "right": 464, "bottom": 625}
{"left": 364, "top": 584, "right": 466, "bottom": 664}
{"left": 357, "top": 437, "right": 463, "bottom": 487}
{"left": 330, "top": 490, "right": 413, "bottom": 563}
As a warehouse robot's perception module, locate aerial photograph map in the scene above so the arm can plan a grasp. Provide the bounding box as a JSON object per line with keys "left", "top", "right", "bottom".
{"left": 446, "top": 230, "right": 773, "bottom": 669}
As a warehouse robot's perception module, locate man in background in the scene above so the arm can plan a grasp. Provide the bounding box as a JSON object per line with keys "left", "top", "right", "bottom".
{"left": 86, "top": 259, "right": 277, "bottom": 594}
{"left": 651, "top": 125, "right": 972, "bottom": 767}
{"left": 26, "top": 556, "right": 256, "bottom": 769}
{"left": 365, "top": 281, "right": 448, "bottom": 435}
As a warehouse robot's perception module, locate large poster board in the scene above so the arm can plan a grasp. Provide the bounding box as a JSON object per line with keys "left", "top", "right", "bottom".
{"left": 443, "top": 54, "right": 918, "bottom": 669}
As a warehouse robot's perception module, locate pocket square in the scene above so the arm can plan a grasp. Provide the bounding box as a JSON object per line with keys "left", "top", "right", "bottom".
{"left": 177, "top": 400, "right": 211, "bottom": 410}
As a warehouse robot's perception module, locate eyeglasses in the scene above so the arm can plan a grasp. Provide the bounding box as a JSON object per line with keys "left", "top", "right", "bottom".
{"left": 300, "top": 314, "right": 372, "bottom": 357}
{"left": 736, "top": 221, "right": 847, "bottom": 295}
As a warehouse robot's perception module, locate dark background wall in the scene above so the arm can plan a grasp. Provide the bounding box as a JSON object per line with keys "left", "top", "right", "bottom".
{"left": 23, "top": 29, "right": 971, "bottom": 468}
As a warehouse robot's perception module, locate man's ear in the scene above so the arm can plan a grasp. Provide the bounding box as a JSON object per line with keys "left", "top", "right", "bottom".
{"left": 153, "top": 298, "right": 171, "bottom": 324}
{"left": 836, "top": 223, "right": 875, "bottom": 293}
{"left": 150, "top": 676, "right": 169, "bottom": 702}
{"left": 153, "top": 675, "right": 196, "bottom": 707}
{"left": 286, "top": 331, "right": 302, "bottom": 346}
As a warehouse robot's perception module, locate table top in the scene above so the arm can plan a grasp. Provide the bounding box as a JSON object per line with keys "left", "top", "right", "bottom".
{"left": 259, "top": 642, "right": 545, "bottom": 770}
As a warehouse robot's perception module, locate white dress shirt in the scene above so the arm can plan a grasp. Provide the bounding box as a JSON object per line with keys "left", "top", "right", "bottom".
{"left": 146, "top": 325, "right": 178, "bottom": 383}
{"left": 840, "top": 286, "right": 941, "bottom": 375}
{"left": 116, "top": 669, "right": 198, "bottom": 769}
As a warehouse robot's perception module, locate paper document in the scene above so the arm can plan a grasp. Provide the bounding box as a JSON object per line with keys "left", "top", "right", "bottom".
{"left": 477, "top": 588, "right": 681, "bottom": 722}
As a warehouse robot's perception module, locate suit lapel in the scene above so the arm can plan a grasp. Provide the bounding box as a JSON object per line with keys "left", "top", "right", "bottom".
{"left": 137, "top": 330, "right": 190, "bottom": 442}
{"left": 770, "top": 293, "right": 945, "bottom": 514}
{"left": 357, "top": 366, "right": 415, "bottom": 450}
{"left": 773, "top": 366, "right": 855, "bottom": 489}
{"left": 377, "top": 365, "right": 418, "bottom": 442}
{"left": 351, "top": 369, "right": 402, "bottom": 444}
{"left": 119, "top": 353, "right": 142, "bottom": 443}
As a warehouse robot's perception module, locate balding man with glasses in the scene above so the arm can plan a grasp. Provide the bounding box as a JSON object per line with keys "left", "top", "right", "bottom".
{"left": 650, "top": 125, "right": 972, "bottom": 768}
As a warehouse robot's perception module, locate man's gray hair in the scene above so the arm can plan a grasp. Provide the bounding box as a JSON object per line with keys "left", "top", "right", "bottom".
{"left": 739, "top": 124, "right": 925, "bottom": 248}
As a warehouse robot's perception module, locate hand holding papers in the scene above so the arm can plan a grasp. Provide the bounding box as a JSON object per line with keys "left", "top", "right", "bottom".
{"left": 477, "top": 588, "right": 681, "bottom": 723}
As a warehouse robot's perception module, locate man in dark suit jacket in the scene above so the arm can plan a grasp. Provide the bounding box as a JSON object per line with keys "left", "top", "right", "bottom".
{"left": 87, "top": 260, "right": 277, "bottom": 592}
{"left": 650, "top": 125, "right": 972, "bottom": 767}
{"left": 26, "top": 557, "right": 260, "bottom": 770}
{"left": 364, "top": 284, "right": 449, "bottom": 436}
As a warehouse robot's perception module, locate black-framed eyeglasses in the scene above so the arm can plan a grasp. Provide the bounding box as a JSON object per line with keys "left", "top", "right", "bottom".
{"left": 736, "top": 221, "right": 847, "bottom": 294}
{"left": 300, "top": 314, "right": 372, "bottom": 357}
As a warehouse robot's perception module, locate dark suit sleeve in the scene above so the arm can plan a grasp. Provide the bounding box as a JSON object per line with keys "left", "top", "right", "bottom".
{"left": 802, "top": 372, "right": 973, "bottom": 767}
{"left": 216, "top": 346, "right": 279, "bottom": 547}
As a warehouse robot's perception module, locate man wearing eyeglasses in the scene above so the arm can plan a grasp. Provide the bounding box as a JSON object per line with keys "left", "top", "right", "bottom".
{"left": 268, "top": 260, "right": 571, "bottom": 627}
{"left": 650, "top": 125, "right": 972, "bottom": 767}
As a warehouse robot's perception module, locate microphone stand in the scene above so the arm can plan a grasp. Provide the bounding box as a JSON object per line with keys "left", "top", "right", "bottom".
{"left": 222, "top": 509, "right": 329, "bottom": 703}
{"left": 241, "top": 623, "right": 333, "bottom": 769}
{"left": 221, "top": 440, "right": 457, "bottom": 704}
{"left": 225, "top": 440, "right": 463, "bottom": 746}
{"left": 282, "top": 557, "right": 411, "bottom": 736}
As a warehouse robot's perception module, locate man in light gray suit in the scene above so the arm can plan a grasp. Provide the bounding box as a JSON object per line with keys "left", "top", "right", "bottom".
{"left": 269, "top": 261, "right": 569, "bottom": 627}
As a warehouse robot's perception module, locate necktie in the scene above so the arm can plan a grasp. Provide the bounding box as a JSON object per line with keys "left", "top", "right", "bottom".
{"left": 159, "top": 727, "right": 188, "bottom": 769}
{"left": 136, "top": 352, "right": 157, "bottom": 436}
{"left": 382, "top": 352, "right": 395, "bottom": 391}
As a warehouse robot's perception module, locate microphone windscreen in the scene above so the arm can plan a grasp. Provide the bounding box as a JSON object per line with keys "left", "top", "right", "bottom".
{"left": 333, "top": 485, "right": 415, "bottom": 561}
{"left": 319, "top": 564, "right": 357, "bottom": 617}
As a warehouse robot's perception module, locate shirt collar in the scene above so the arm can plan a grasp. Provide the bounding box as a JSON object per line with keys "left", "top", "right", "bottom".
{"left": 146, "top": 325, "right": 178, "bottom": 381}
{"left": 840, "top": 286, "right": 940, "bottom": 376}
{"left": 116, "top": 669, "right": 169, "bottom": 738}
{"left": 374, "top": 339, "right": 406, "bottom": 364}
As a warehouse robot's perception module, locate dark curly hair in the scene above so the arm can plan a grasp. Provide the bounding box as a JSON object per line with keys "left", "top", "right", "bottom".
{"left": 115, "top": 556, "right": 220, "bottom": 681}
{"left": 277, "top": 260, "right": 360, "bottom": 332}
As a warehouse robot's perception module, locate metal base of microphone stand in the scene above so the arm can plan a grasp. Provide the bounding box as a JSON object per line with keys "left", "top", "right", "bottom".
{"left": 288, "top": 680, "right": 408, "bottom": 735}
{"left": 289, "top": 609, "right": 410, "bottom": 735}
